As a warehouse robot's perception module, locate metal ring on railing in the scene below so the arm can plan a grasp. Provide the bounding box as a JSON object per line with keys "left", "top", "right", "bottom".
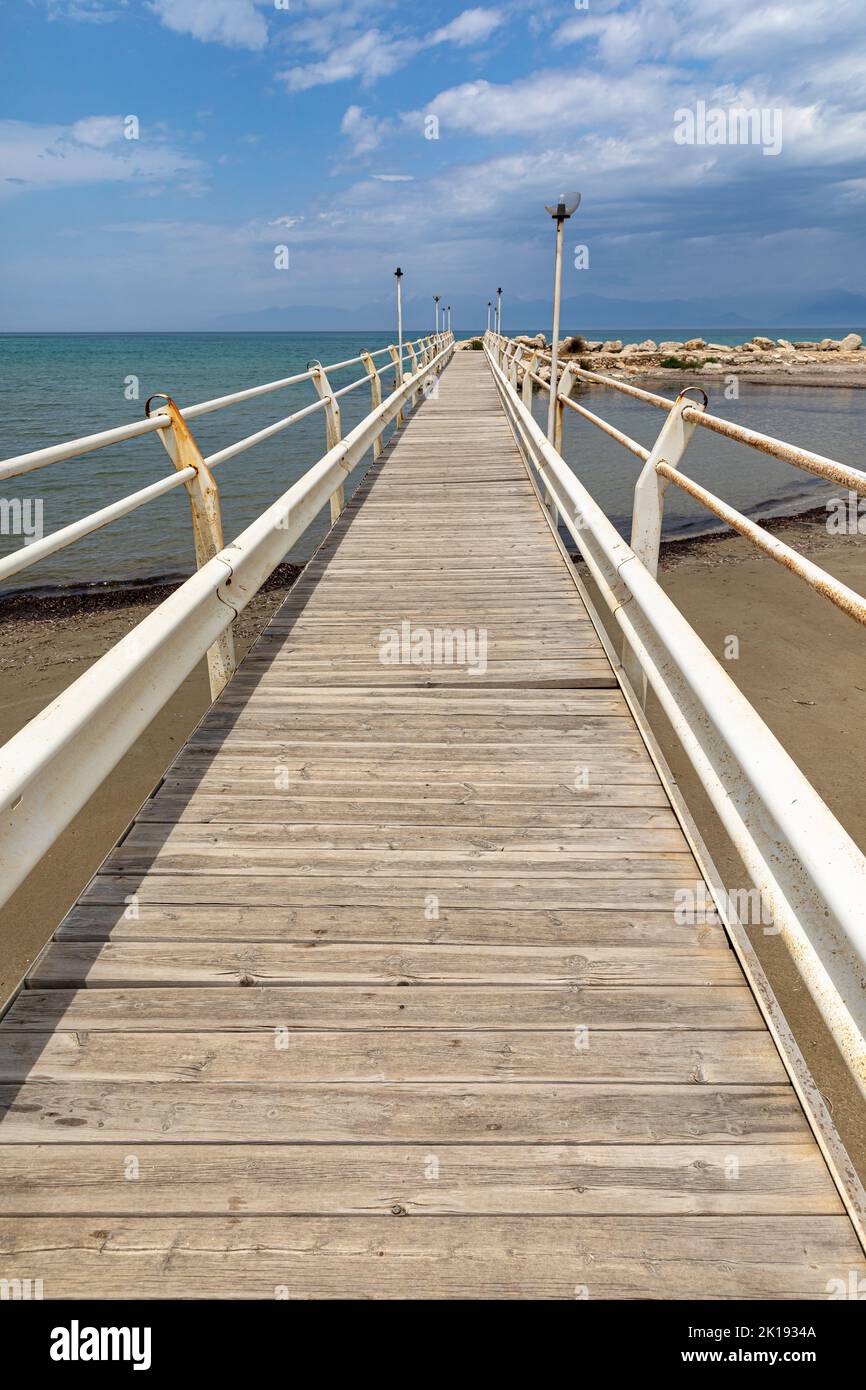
{"left": 144, "top": 393, "right": 176, "bottom": 418}
{"left": 676, "top": 386, "right": 709, "bottom": 408}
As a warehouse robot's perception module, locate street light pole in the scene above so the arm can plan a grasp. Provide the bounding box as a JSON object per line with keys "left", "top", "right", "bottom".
{"left": 496, "top": 287, "right": 502, "bottom": 338}
{"left": 394, "top": 268, "right": 404, "bottom": 383}
{"left": 544, "top": 193, "right": 581, "bottom": 442}
{"left": 434, "top": 294, "right": 440, "bottom": 335}
{"left": 447, "top": 304, "right": 451, "bottom": 336}
{"left": 487, "top": 301, "right": 491, "bottom": 333}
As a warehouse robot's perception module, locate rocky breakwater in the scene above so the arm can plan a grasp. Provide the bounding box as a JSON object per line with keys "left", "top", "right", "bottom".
{"left": 511, "top": 332, "right": 866, "bottom": 387}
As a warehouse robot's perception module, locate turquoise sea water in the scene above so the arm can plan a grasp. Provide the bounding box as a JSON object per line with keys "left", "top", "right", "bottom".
{"left": 1, "top": 331, "right": 864, "bottom": 593}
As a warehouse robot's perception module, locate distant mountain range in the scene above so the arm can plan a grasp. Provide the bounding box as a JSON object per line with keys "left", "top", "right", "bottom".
{"left": 207, "top": 289, "right": 866, "bottom": 334}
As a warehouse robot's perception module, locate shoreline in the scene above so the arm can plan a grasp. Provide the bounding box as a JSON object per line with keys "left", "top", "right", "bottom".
{"left": 0, "top": 560, "right": 302, "bottom": 623}
{"left": 0, "top": 505, "right": 839, "bottom": 620}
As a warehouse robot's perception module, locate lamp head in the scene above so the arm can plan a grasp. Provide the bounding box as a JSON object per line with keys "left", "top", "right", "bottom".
{"left": 544, "top": 192, "right": 581, "bottom": 220}
{"left": 395, "top": 267, "right": 403, "bottom": 279}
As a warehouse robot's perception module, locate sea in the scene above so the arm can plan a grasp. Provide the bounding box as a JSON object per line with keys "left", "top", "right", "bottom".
{"left": 1, "top": 329, "right": 864, "bottom": 596}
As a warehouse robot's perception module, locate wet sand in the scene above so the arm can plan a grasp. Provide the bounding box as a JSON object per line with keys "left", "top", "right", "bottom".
{"left": 1, "top": 514, "right": 864, "bottom": 1175}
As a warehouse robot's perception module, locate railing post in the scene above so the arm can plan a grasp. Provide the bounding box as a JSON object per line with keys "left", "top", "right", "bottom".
{"left": 509, "top": 344, "right": 523, "bottom": 388}
{"left": 145, "top": 394, "right": 236, "bottom": 701}
{"left": 553, "top": 363, "right": 577, "bottom": 455}
{"left": 310, "top": 362, "right": 344, "bottom": 523}
{"left": 362, "top": 350, "right": 385, "bottom": 453}
{"left": 522, "top": 351, "right": 538, "bottom": 409}
{"left": 623, "top": 387, "right": 707, "bottom": 700}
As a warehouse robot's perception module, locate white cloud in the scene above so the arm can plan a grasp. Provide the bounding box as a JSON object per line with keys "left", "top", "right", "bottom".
{"left": 68, "top": 115, "right": 128, "bottom": 147}
{"left": 283, "top": 7, "right": 505, "bottom": 93}
{"left": 45, "top": 1, "right": 125, "bottom": 21}
{"left": 0, "top": 118, "right": 201, "bottom": 196}
{"left": 431, "top": 8, "right": 504, "bottom": 47}
{"left": 371, "top": 173, "right": 413, "bottom": 182}
{"left": 269, "top": 215, "right": 303, "bottom": 228}
{"left": 418, "top": 67, "right": 674, "bottom": 139}
{"left": 340, "top": 104, "right": 390, "bottom": 155}
{"left": 281, "top": 31, "right": 418, "bottom": 92}
{"left": 148, "top": 0, "right": 269, "bottom": 51}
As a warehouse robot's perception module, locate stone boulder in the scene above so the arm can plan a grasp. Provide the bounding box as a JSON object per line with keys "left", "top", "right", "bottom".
{"left": 601, "top": 339, "right": 623, "bottom": 353}
{"left": 819, "top": 338, "right": 840, "bottom": 350}
{"left": 659, "top": 341, "right": 683, "bottom": 354}
{"left": 751, "top": 336, "right": 775, "bottom": 349}
{"left": 684, "top": 337, "right": 706, "bottom": 350}
{"left": 840, "top": 333, "right": 862, "bottom": 351}
{"left": 638, "top": 339, "right": 658, "bottom": 351}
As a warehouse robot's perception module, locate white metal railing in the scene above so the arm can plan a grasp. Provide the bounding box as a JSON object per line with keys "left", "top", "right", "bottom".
{"left": 484, "top": 329, "right": 866, "bottom": 1099}
{"left": 0, "top": 331, "right": 454, "bottom": 909}
{"left": 0, "top": 332, "right": 450, "bottom": 686}
{"left": 491, "top": 331, "right": 866, "bottom": 632}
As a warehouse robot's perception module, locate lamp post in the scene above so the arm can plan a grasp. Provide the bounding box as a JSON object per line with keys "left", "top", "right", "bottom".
{"left": 434, "top": 294, "right": 440, "bottom": 335}
{"left": 394, "top": 267, "right": 403, "bottom": 382}
{"left": 544, "top": 192, "right": 581, "bottom": 442}
{"left": 487, "top": 300, "right": 491, "bottom": 333}
{"left": 496, "top": 287, "right": 502, "bottom": 338}
{"left": 447, "top": 304, "right": 451, "bottom": 336}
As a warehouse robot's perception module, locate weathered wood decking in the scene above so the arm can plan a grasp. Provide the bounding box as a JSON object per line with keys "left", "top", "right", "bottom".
{"left": 0, "top": 350, "right": 863, "bottom": 1298}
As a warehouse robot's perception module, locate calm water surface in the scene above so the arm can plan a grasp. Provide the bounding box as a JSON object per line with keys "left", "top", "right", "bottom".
{"left": 1, "top": 332, "right": 863, "bottom": 592}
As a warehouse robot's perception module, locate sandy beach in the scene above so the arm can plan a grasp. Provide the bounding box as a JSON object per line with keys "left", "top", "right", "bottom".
{"left": 1, "top": 505, "right": 864, "bottom": 1174}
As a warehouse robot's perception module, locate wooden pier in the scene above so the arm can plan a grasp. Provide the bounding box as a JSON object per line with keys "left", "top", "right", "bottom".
{"left": 0, "top": 350, "right": 863, "bottom": 1298}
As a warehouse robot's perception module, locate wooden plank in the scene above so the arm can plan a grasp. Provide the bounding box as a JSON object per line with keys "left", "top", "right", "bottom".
{"left": 1, "top": 985, "right": 766, "bottom": 1031}
{"left": 77, "top": 874, "right": 719, "bottom": 909}
{"left": 120, "top": 823, "right": 689, "bottom": 854}
{"left": 56, "top": 904, "right": 720, "bottom": 947}
{"left": 28, "top": 940, "right": 739, "bottom": 989}
{"left": 156, "top": 780, "right": 673, "bottom": 805}
{"left": 103, "top": 847, "right": 696, "bottom": 879}
{"left": 0, "top": 1216, "right": 860, "bottom": 1298}
{"left": 166, "top": 755, "right": 664, "bottom": 783}
{"left": 138, "top": 798, "right": 682, "bottom": 830}
{"left": 207, "top": 689, "right": 632, "bottom": 710}
{"left": 0, "top": 1081, "right": 807, "bottom": 1143}
{"left": 0, "top": 1028, "right": 786, "bottom": 1085}
{"left": 0, "top": 1144, "right": 839, "bottom": 1216}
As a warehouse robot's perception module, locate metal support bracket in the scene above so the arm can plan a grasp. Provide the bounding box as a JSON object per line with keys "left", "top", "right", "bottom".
{"left": 361, "top": 351, "right": 384, "bottom": 453}
{"left": 624, "top": 386, "right": 707, "bottom": 699}
{"left": 310, "top": 362, "right": 344, "bottom": 523}
{"left": 145, "top": 394, "right": 236, "bottom": 700}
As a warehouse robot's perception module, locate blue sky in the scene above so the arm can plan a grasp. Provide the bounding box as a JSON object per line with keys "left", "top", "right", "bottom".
{"left": 1, "top": 0, "right": 865, "bottom": 329}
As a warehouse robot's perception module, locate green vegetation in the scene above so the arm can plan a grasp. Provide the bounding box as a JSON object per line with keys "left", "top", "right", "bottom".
{"left": 660, "top": 355, "right": 719, "bottom": 370}
{"left": 469, "top": 338, "right": 483, "bottom": 350}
